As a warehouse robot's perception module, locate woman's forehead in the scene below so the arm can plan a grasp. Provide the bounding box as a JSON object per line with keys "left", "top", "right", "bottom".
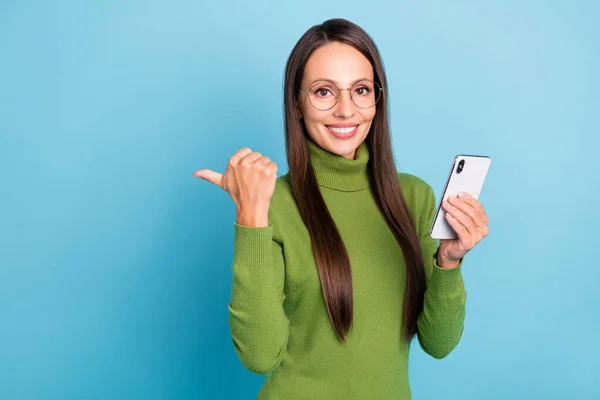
{"left": 303, "top": 42, "right": 374, "bottom": 86}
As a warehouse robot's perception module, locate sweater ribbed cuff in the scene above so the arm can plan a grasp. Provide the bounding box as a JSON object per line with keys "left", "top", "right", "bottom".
{"left": 233, "top": 222, "right": 274, "bottom": 268}
{"left": 430, "top": 252, "right": 464, "bottom": 293}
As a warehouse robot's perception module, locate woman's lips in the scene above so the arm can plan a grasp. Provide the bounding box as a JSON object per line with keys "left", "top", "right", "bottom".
{"left": 325, "top": 124, "right": 359, "bottom": 139}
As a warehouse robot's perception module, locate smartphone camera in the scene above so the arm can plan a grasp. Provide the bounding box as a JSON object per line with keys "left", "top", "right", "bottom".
{"left": 456, "top": 159, "right": 465, "bottom": 174}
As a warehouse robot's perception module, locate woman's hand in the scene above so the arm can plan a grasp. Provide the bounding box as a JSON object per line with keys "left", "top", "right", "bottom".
{"left": 193, "top": 148, "right": 278, "bottom": 227}
{"left": 437, "top": 192, "right": 489, "bottom": 269}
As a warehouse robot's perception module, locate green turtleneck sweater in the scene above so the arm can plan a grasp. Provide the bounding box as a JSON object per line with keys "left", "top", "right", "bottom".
{"left": 228, "top": 137, "right": 466, "bottom": 400}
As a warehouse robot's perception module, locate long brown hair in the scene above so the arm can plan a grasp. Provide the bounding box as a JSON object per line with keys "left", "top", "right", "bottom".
{"left": 283, "top": 18, "right": 426, "bottom": 343}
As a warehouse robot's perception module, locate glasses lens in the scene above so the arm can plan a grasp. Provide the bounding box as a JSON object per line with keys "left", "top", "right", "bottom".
{"left": 351, "top": 80, "right": 381, "bottom": 108}
{"left": 308, "top": 82, "right": 340, "bottom": 111}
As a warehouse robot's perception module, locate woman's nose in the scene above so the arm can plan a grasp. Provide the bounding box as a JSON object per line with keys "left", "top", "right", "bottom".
{"left": 334, "top": 89, "right": 355, "bottom": 117}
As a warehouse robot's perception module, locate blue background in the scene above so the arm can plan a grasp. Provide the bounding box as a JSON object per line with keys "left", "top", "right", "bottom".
{"left": 1, "top": 1, "right": 598, "bottom": 399}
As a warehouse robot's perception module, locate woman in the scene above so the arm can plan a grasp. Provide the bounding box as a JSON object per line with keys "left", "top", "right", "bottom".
{"left": 194, "top": 18, "right": 489, "bottom": 400}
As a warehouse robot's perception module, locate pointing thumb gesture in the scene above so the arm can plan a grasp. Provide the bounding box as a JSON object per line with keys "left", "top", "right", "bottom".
{"left": 193, "top": 147, "right": 278, "bottom": 226}
{"left": 193, "top": 169, "right": 223, "bottom": 189}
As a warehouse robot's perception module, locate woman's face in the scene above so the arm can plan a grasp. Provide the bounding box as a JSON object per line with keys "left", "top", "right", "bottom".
{"left": 298, "top": 41, "right": 377, "bottom": 160}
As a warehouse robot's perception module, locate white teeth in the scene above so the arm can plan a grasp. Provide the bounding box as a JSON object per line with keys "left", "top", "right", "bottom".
{"left": 327, "top": 125, "right": 357, "bottom": 134}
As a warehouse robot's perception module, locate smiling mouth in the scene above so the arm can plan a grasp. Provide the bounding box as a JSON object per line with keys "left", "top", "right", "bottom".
{"left": 325, "top": 125, "right": 359, "bottom": 134}
{"left": 325, "top": 124, "right": 359, "bottom": 139}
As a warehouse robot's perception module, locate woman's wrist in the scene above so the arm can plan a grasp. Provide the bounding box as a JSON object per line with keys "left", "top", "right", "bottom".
{"left": 435, "top": 249, "right": 461, "bottom": 269}
{"left": 236, "top": 205, "right": 269, "bottom": 227}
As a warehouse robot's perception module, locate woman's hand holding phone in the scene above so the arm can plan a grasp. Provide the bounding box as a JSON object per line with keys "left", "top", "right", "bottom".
{"left": 437, "top": 191, "right": 489, "bottom": 269}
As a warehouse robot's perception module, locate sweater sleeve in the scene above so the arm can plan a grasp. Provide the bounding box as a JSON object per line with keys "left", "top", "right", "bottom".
{"left": 416, "top": 183, "right": 467, "bottom": 359}
{"left": 228, "top": 221, "right": 289, "bottom": 375}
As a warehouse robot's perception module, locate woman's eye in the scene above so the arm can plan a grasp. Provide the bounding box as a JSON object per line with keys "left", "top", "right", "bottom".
{"left": 354, "top": 86, "right": 371, "bottom": 96}
{"left": 314, "top": 88, "right": 333, "bottom": 97}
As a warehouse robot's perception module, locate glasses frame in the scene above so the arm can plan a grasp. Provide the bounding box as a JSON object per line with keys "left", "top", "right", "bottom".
{"left": 298, "top": 79, "right": 384, "bottom": 111}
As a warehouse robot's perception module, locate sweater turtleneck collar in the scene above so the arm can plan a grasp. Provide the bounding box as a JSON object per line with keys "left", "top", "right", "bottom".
{"left": 306, "top": 135, "right": 371, "bottom": 192}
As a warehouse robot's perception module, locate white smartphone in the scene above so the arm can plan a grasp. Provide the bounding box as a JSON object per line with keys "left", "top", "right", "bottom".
{"left": 430, "top": 154, "right": 491, "bottom": 240}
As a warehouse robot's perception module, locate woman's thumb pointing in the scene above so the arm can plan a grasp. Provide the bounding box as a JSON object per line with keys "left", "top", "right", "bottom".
{"left": 193, "top": 169, "right": 223, "bottom": 189}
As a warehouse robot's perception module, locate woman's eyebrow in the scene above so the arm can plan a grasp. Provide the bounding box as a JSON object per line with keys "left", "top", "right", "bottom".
{"left": 308, "top": 77, "right": 371, "bottom": 87}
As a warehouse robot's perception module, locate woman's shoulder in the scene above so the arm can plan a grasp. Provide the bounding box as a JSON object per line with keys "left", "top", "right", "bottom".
{"left": 268, "top": 173, "right": 298, "bottom": 216}
{"left": 267, "top": 173, "right": 303, "bottom": 241}
{"left": 397, "top": 172, "right": 437, "bottom": 235}
{"left": 397, "top": 172, "right": 434, "bottom": 198}
{"left": 273, "top": 173, "right": 294, "bottom": 202}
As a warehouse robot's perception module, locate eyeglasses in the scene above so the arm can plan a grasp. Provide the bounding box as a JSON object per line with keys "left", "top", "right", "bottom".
{"left": 298, "top": 79, "right": 383, "bottom": 111}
